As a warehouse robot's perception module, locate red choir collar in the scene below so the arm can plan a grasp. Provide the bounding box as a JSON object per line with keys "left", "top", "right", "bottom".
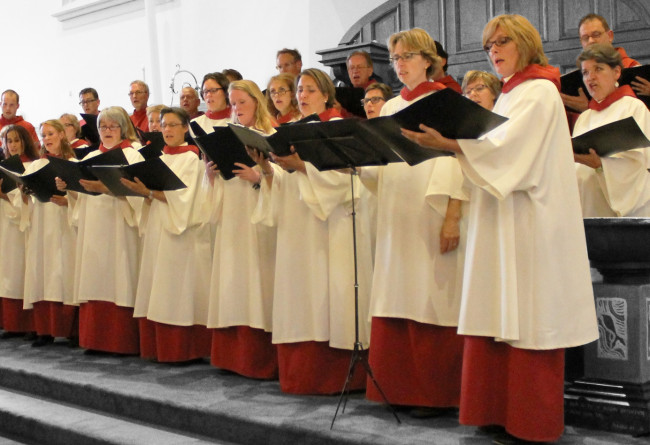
{"left": 437, "top": 75, "right": 463, "bottom": 94}
{"left": 20, "top": 154, "right": 33, "bottom": 163}
{"left": 501, "top": 64, "right": 561, "bottom": 94}
{"left": 277, "top": 110, "right": 300, "bottom": 124}
{"left": 205, "top": 106, "right": 232, "bottom": 120}
{"left": 400, "top": 81, "right": 446, "bottom": 101}
{"left": 43, "top": 152, "right": 67, "bottom": 160}
{"left": 588, "top": 85, "right": 636, "bottom": 112}
{"left": 0, "top": 115, "right": 24, "bottom": 125}
{"left": 318, "top": 108, "right": 343, "bottom": 122}
{"left": 163, "top": 144, "right": 199, "bottom": 156}
{"left": 99, "top": 139, "right": 132, "bottom": 153}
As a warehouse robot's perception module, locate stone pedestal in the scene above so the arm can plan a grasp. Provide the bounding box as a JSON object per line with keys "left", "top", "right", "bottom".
{"left": 565, "top": 218, "right": 650, "bottom": 436}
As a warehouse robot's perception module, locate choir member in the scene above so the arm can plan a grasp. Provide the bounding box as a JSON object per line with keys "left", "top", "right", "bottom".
{"left": 207, "top": 80, "right": 278, "bottom": 378}
{"left": 59, "top": 113, "right": 89, "bottom": 150}
{"left": 179, "top": 87, "right": 203, "bottom": 120}
{"left": 265, "top": 73, "right": 301, "bottom": 124}
{"left": 126, "top": 107, "right": 212, "bottom": 363}
{"left": 275, "top": 48, "right": 302, "bottom": 76}
{"left": 346, "top": 51, "right": 376, "bottom": 90}
{"left": 129, "top": 80, "right": 150, "bottom": 132}
{"left": 461, "top": 70, "right": 501, "bottom": 110}
{"left": 23, "top": 120, "right": 77, "bottom": 347}
{"left": 562, "top": 13, "right": 642, "bottom": 113}
{"left": 360, "top": 28, "right": 467, "bottom": 417}
{"left": 361, "top": 83, "right": 393, "bottom": 119}
{"left": 402, "top": 14, "right": 598, "bottom": 442}
{"left": 249, "top": 68, "right": 372, "bottom": 394}
{"left": 79, "top": 88, "right": 100, "bottom": 116}
{"left": 191, "top": 72, "right": 231, "bottom": 135}
{"left": 0, "top": 125, "right": 39, "bottom": 338}
{"left": 573, "top": 44, "right": 650, "bottom": 216}
{"left": 432, "top": 41, "right": 463, "bottom": 93}
{"left": 146, "top": 105, "right": 165, "bottom": 132}
{"left": 0, "top": 90, "right": 39, "bottom": 148}
{"left": 59, "top": 106, "right": 145, "bottom": 355}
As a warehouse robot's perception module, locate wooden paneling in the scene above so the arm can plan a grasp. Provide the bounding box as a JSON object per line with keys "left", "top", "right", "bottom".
{"left": 413, "top": 0, "right": 440, "bottom": 35}
{"left": 455, "top": 0, "right": 491, "bottom": 51}
{"left": 373, "top": 8, "right": 400, "bottom": 44}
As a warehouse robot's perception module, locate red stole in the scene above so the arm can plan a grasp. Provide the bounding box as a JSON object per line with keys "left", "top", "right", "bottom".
{"left": 437, "top": 75, "right": 463, "bottom": 94}
{"left": 99, "top": 139, "right": 132, "bottom": 153}
{"left": 588, "top": 85, "right": 636, "bottom": 112}
{"left": 318, "top": 108, "right": 343, "bottom": 122}
{"left": 277, "top": 111, "right": 300, "bottom": 124}
{"left": 501, "top": 64, "right": 561, "bottom": 94}
{"left": 205, "top": 106, "right": 232, "bottom": 120}
{"left": 20, "top": 154, "right": 33, "bottom": 163}
{"left": 163, "top": 144, "right": 199, "bottom": 156}
{"left": 400, "top": 81, "right": 446, "bottom": 101}
{"left": 616, "top": 47, "right": 641, "bottom": 68}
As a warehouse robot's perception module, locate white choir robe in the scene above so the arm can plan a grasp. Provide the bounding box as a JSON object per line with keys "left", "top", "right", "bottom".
{"left": 205, "top": 166, "right": 276, "bottom": 332}
{"left": 133, "top": 151, "right": 211, "bottom": 326}
{"left": 252, "top": 163, "right": 373, "bottom": 350}
{"left": 70, "top": 147, "right": 144, "bottom": 308}
{"left": 574, "top": 95, "right": 650, "bottom": 216}
{"left": 456, "top": 78, "right": 599, "bottom": 349}
{"left": 23, "top": 158, "right": 76, "bottom": 309}
{"left": 363, "top": 92, "right": 467, "bottom": 327}
{"left": 0, "top": 167, "right": 29, "bottom": 301}
{"left": 190, "top": 115, "right": 231, "bottom": 137}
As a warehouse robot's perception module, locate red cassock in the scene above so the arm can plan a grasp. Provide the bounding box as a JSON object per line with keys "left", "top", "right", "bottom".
{"left": 130, "top": 108, "right": 149, "bottom": 132}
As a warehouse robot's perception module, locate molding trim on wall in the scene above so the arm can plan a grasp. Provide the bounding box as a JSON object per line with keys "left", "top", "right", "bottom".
{"left": 52, "top": 0, "right": 172, "bottom": 24}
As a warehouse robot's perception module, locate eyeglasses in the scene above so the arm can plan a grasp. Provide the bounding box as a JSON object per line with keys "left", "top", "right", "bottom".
{"left": 580, "top": 30, "right": 604, "bottom": 44}
{"left": 361, "top": 96, "right": 386, "bottom": 106}
{"left": 483, "top": 36, "right": 513, "bottom": 52}
{"left": 161, "top": 123, "right": 184, "bottom": 129}
{"left": 79, "top": 99, "right": 97, "bottom": 105}
{"left": 464, "top": 84, "right": 488, "bottom": 96}
{"left": 202, "top": 87, "right": 223, "bottom": 96}
{"left": 348, "top": 65, "right": 370, "bottom": 71}
{"left": 128, "top": 91, "right": 146, "bottom": 97}
{"left": 99, "top": 125, "right": 120, "bottom": 132}
{"left": 389, "top": 52, "right": 420, "bottom": 64}
{"left": 276, "top": 61, "right": 296, "bottom": 71}
{"left": 269, "top": 88, "right": 290, "bottom": 97}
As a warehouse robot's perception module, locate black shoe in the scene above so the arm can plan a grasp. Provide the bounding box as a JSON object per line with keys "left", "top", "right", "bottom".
{"left": 32, "top": 335, "right": 54, "bottom": 347}
{"left": 23, "top": 332, "right": 37, "bottom": 341}
{"left": 67, "top": 336, "right": 79, "bottom": 348}
{"left": 479, "top": 425, "right": 507, "bottom": 435}
{"left": 409, "top": 406, "right": 458, "bottom": 419}
{"left": 492, "top": 432, "right": 543, "bottom": 445}
{"left": 0, "top": 331, "right": 24, "bottom": 339}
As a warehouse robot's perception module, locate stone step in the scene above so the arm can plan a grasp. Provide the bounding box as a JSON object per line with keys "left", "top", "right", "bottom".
{"left": 0, "top": 387, "right": 232, "bottom": 445}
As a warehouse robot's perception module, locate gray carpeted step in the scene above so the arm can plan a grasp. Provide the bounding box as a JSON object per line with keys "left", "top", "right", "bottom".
{"left": 0, "top": 387, "right": 230, "bottom": 445}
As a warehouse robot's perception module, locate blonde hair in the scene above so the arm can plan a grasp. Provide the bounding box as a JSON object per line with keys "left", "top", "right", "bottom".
{"left": 39, "top": 120, "right": 75, "bottom": 159}
{"left": 482, "top": 14, "right": 548, "bottom": 72}
{"left": 146, "top": 104, "right": 165, "bottom": 118}
{"left": 388, "top": 28, "right": 442, "bottom": 78}
{"left": 461, "top": 70, "right": 502, "bottom": 98}
{"left": 59, "top": 113, "right": 82, "bottom": 138}
{"left": 228, "top": 80, "right": 275, "bottom": 134}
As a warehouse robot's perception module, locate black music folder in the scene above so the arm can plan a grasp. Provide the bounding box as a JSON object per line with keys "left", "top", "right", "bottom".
{"left": 561, "top": 69, "right": 592, "bottom": 100}
{"left": 335, "top": 87, "right": 366, "bottom": 118}
{"left": 0, "top": 162, "right": 65, "bottom": 203}
{"left": 47, "top": 148, "right": 129, "bottom": 195}
{"left": 89, "top": 157, "right": 186, "bottom": 196}
{"left": 0, "top": 155, "right": 26, "bottom": 194}
{"left": 388, "top": 88, "right": 508, "bottom": 139}
{"left": 572, "top": 116, "right": 650, "bottom": 156}
{"left": 74, "top": 144, "right": 98, "bottom": 160}
{"left": 139, "top": 132, "right": 165, "bottom": 159}
{"left": 80, "top": 113, "right": 100, "bottom": 145}
{"left": 192, "top": 126, "right": 256, "bottom": 180}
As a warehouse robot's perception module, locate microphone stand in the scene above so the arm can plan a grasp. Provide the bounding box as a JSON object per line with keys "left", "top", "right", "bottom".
{"left": 330, "top": 167, "right": 401, "bottom": 429}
